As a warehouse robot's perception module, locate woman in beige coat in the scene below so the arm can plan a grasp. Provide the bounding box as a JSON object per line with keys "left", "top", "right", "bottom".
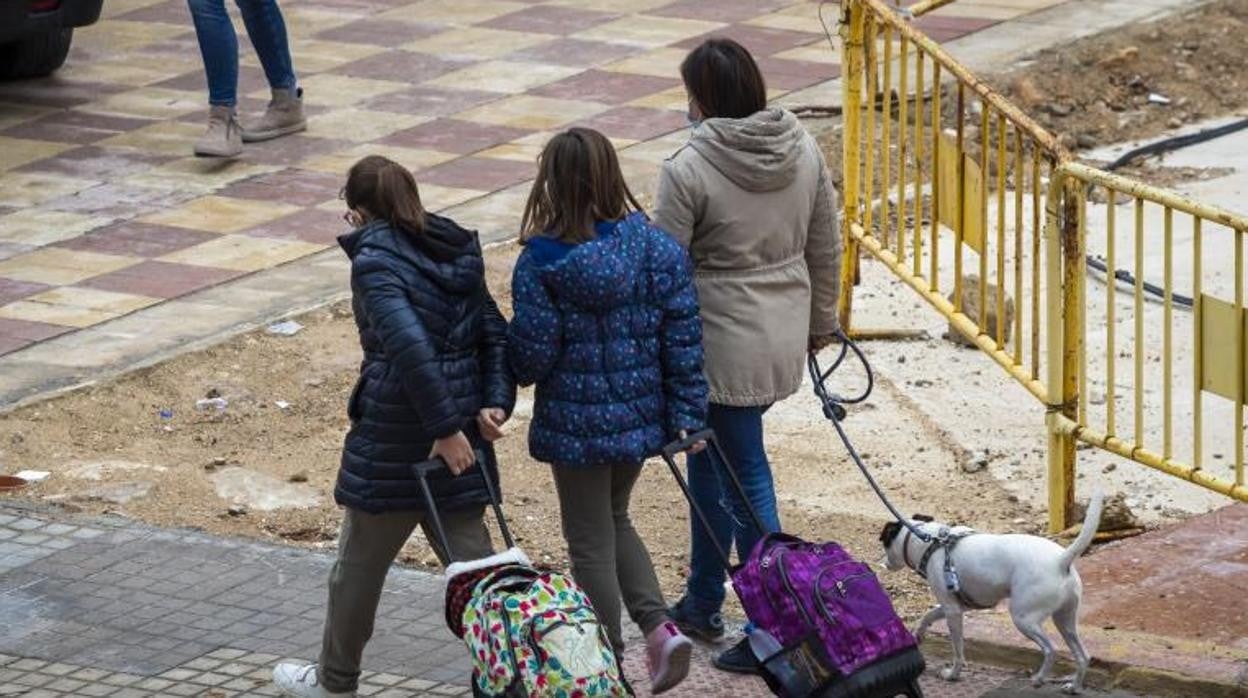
{"left": 652, "top": 37, "right": 842, "bottom": 674}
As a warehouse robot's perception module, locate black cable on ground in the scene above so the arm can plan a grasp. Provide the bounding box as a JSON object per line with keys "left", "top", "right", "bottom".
{"left": 1087, "top": 116, "right": 1248, "bottom": 311}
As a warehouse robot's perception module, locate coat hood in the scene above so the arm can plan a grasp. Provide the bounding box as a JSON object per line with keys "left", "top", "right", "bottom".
{"left": 524, "top": 213, "right": 648, "bottom": 312}
{"left": 339, "top": 214, "right": 483, "bottom": 296}
{"left": 688, "top": 107, "right": 806, "bottom": 192}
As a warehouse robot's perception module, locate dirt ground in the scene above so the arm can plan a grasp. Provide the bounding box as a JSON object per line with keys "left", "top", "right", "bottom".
{"left": 0, "top": 239, "right": 1041, "bottom": 622}
{"left": 6, "top": 0, "right": 1237, "bottom": 625}
{"left": 813, "top": 0, "right": 1248, "bottom": 191}
{"left": 997, "top": 0, "right": 1248, "bottom": 154}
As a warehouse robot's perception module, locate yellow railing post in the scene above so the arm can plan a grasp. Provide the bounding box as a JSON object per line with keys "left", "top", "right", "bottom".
{"left": 1046, "top": 170, "right": 1080, "bottom": 533}
{"left": 838, "top": 0, "right": 865, "bottom": 332}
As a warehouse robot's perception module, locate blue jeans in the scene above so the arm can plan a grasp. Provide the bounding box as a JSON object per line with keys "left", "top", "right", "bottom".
{"left": 683, "top": 403, "right": 782, "bottom": 619}
{"left": 187, "top": 0, "right": 296, "bottom": 106}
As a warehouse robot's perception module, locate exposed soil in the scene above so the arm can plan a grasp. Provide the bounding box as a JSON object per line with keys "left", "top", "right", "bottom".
{"left": 998, "top": 0, "right": 1248, "bottom": 154}
{"left": 0, "top": 240, "right": 1038, "bottom": 623}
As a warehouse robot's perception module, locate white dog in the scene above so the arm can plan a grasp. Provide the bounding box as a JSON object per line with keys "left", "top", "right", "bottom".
{"left": 879, "top": 492, "right": 1104, "bottom": 694}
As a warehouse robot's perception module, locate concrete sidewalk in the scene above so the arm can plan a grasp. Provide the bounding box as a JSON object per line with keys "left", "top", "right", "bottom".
{"left": 933, "top": 504, "right": 1248, "bottom": 697}
{"left": 0, "top": 501, "right": 1149, "bottom": 697}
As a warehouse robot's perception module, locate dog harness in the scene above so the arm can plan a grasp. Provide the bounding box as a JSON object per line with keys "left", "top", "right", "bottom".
{"left": 902, "top": 527, "right": 993, "bottom": 610}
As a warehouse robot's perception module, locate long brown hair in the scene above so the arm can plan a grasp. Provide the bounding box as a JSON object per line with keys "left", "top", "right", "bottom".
{"left": 521, "top": 128, "right": 643, "bottom": 244}
{"left": 344, "top": 155, "right": 426, "bottom": 235}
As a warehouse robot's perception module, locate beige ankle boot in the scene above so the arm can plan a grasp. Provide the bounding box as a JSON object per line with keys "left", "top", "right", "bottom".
{"left": 243, "top": 87, "right": 306, "bottom": 143}
{"left": 193, "top": 105, "right": 243, "bottom": 158}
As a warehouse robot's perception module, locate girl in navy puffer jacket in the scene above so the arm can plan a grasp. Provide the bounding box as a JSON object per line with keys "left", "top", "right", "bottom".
{"left": 508, "top": 128, "right": 707, "bottom": 694}
{"left": 275, "top": 156, "right": 515, "bottom": 698}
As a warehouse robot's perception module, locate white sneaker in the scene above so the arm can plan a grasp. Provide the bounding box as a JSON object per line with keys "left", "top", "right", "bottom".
{"left": 272, "top": 662, "right": 356, "bottom": 697}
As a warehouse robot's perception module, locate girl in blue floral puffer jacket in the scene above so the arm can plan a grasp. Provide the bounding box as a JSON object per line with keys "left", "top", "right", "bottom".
{"left": 508, "top": 128, "right": 707, "bottom": 694}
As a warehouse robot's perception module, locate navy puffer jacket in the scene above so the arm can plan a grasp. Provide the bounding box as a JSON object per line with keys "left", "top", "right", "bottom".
{"left": 508, "top": 213, "right": 707, "bottom": 468}
{"left": 337, "top": 215, "right": 515, "bottom": 513}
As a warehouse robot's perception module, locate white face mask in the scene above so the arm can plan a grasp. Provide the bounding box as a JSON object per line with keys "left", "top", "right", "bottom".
{"left": 686, "top": 112, "right": 702, "bottom": 132}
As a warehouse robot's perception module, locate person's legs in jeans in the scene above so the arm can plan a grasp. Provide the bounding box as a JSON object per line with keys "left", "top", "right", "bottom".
{"left": 233, "top": 0, "right": 296, "bottom": 91}
{"left": 681, "top": 403, "right": 781, "bottom": 623}
{"left": 187, "top": 0, "right": 238, "bottom": 106}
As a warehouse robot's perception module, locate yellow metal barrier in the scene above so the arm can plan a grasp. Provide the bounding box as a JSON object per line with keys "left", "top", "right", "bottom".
{"left": 1048, "top": 162, "right": 1248, "bottom": 513}
{"left": 836, "top": 0, "right": 1248, "bottom": 531}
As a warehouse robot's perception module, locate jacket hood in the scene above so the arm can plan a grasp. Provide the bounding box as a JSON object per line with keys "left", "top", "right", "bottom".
{"left": 688, "top": 107, "right": 805, "bottom": 192}
{"left": 525, "top": 213, "right": 647, "bottom": 311}
{"left": 339, "top": 215, "right": 483, "bottom": 295}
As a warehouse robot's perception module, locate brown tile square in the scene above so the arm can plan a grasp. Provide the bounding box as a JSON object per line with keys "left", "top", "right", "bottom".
{"left": 650, "top": 0, "right": 790, "bottom": 22}
{"left": 329, "top": 49, "right": 472, "bottom": 83}
{"left": 0, "top": 278, "right": 51, "bottom": 306}
{"left": 482, "top": 5, "right": 619, "bottom": 34}
{"left": 914, "top": 15, "right": 999, "bottom": 41}
{"left": 378, "top": 119, "right": 532, "bottom": 155}
{"left": 114, "top": 0, "right": 190, "bottom": 22}
{"left": 674, "top": 23, "right": 822, "bottom": 56}
{"left": 531, "top": 70, "right": 680, "bottom": 105}
{"left": 315, "top": 18, "right": 445, "bottom": 46}
{"left": 0, "top": 111, "right": 156, "bottom": 146}
{"left": 55, "top": 221, "right": 219, "bottom": 257}
{"left": 363, "top": 86, "right": 504, "bottom": 118}
{"left": 17, "top": 145, "right": 175, "bottom": 180}
{"left": 418, "top": 156, "right": 534, "bottom": 191}
{"left": 757, "top": 56, "right": 837, "bottom": 90}
{"left": 218, "top": 168, "right": 343, "bottom": 208}
{"left": 239, "top": 207, "right": 348, "bottom": 246}
{"left": 240, "top": 135, "right": 355, "bottom": 168}
{"left": 574, "top": 106, "right": 685, "bottom": 141}
{"left": 76, "top": 260, "right": 243, "bottom": 299}
{"left": 0, "top": 316, "right": 70, "bottom": 346}
{"left": 153, "top": 65, "right": 267, "bottom": 94}
{"left": 506, "top": 38, "right": 644, "bottom": 68}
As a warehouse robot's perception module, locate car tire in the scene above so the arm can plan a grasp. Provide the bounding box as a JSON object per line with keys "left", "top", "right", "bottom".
{"left": 0, "top": 28, "right": 73, "bottom": 80}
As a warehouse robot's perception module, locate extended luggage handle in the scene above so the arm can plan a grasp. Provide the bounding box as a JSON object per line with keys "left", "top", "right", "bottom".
{"left": 413, "top": 448, "right": 516, "bottom": 562}
{"left": 660, "top": 429, "right": 772, "bottom": 572}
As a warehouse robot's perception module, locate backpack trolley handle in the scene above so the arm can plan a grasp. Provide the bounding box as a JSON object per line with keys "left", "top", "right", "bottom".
{"left": 660, "top": 429, "right": 771, "bottom": 572}
{"left": 414, "top": 449, "right": 515, "bottom": 562}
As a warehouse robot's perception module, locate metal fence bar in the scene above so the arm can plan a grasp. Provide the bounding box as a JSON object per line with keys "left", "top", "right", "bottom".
{"left": 954, "top": 83, "right": 965, "bottom": 313}
{"left": 863, "top": 18, "right": 879, "bottom": 239}
{"left": 931, "top": 61, "right": 941, "bottom": 292}
{"left": 1014, "top": 127, "right": 1024, "bottom": 365}
{"left": 996, "top": 113, "right": 1007, "bottom": 348}
{"left": 1106, "top": 189, "right": 1117, "bottom": 437}
{"left": 979, "top": 103, "right": 990, "bottom": 334}
{"left": 1237, "top": 231, "right": 1245, "bottom": 486}
{"left": 881, "top": 27, "right": 893, "bottom": 250}
{"left": 1163, "top": 206, "right": 1174, "bottom": 460}
{"left": 897, "top": 34, "right": 909, "bottom": 266}
{"left": 1134, "top": 197, "right": 1145, "bottom": 448}
{"left": 913, "top": 49, "right": 924, "bottom": 279}
{"left": 1192, "top": 216, "right": 1202, "bottom": 469}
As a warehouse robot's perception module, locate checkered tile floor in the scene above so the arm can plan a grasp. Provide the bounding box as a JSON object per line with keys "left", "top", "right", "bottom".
{"left": 0, "top": 0, "right": 1061, "bottom": 357}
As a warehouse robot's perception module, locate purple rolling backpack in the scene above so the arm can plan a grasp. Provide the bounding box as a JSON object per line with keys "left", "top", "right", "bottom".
{"left": 662, "top": 432, "right": 926, "bottom": 698}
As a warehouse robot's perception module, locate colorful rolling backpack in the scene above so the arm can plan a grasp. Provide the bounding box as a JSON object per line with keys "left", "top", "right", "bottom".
{"left": 417, "top": 457, "right": 631, "bottom": 697}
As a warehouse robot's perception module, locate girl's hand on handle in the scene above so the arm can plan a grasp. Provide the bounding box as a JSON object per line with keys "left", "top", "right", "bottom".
{"left": 477, "top": 408, "right": 508, "bottom": 442}
{"left": 678, "top": 429, "right": 707, "bottom": 455}
{"left": 431, "top": 431, "right": 474, "bottom": 475}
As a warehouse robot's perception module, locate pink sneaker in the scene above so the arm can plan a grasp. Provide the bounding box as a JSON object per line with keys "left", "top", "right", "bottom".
{"left": 646, "top": 621, "right": 693, "bottom": 694}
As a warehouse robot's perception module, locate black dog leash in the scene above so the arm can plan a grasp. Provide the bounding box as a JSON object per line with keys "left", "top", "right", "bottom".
{"left": 807, "top": 330, "right": 934, "bottom": 544}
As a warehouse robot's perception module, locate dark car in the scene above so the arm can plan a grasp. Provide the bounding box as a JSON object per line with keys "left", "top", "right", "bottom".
{"left": 1, "top": 0, "right": 103, "bottom": 79}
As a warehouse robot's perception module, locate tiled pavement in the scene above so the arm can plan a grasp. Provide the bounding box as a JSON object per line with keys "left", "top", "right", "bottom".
{"left": 0, "top": 503, "right": 1148, "bottom": 697}
{"left": 0, "top": 0, "right": 1078, "bottom": 401}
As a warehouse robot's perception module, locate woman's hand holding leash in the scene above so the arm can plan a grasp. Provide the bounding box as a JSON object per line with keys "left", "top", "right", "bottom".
{"left": 809, "top": 332, "right": 840, "bottom": 352}
{"left": 430, "top": 431, "right": 474, "bottom": 475}
{"left": 477, "top": 408, "right": 508, "bottom": 442}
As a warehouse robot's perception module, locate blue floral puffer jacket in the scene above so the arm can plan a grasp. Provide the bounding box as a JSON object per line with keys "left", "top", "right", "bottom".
{"left": 508, "top": 212, "right": 707, "bottom": 468}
